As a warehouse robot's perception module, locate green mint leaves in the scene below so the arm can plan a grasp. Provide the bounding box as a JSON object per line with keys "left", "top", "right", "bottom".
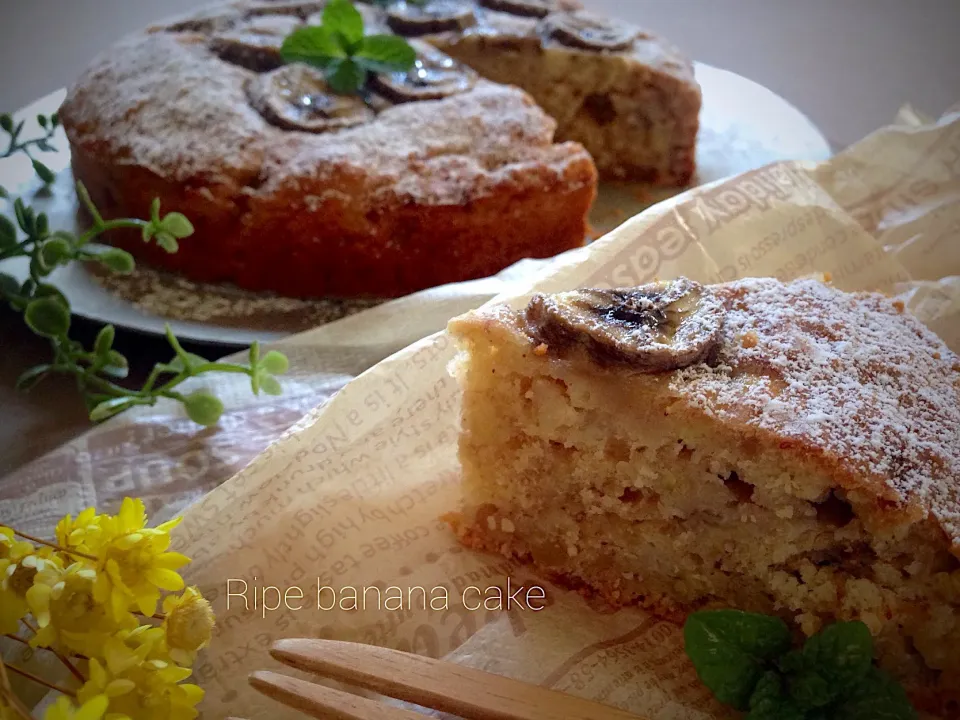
{"left": 683, "top": 610, "right": 917, "bottom": 719}
{"left": 684, "top": 609, "right": 792, "bottom": 709}
{"left": 0, "top": 179, "right": 289, "bottom": 426}
{"left": 281, "top": 0, "right": 416, "bottom": 94}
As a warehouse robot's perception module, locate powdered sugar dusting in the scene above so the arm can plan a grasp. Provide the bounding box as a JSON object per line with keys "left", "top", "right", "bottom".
{"left": 675, "top": 278, "right": 960, "bottom": 545}
{"left": 58, "top": 18, "right": 588, "bottom": 204}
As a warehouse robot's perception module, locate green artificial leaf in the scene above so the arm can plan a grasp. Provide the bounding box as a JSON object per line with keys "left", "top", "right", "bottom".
{"left": 183, "top": 390, "right": 224, "bottom": 426}
{"left": 97, "top": 247, "right": 136, "bottom": 274}
{"left": 800, "top": 621, "right": 873, "bottom": 692}
{"left": 159, "top": 211, "right": 194, "bottom": 239}
{"left": 0, "top": 185, "right": 8, "bottom": 199}
{"left": 356, "top": 34, "right": 417, "bottom": 73}
{"left": 259, "top": 374, "right": 283, "bottom": 396}
{"left": 0, "top": 272, "right": 19, "bottom": 298}
{"left": 323, "top": 0, "right": 364, "bottom": 49}
{"left": 683, "top": 610, "right": 792, "bottom": 710}
{"left": 154, "top": 231, "right": 179, "bottom": 254}
{"left": 0, "top": 215, "right": 17, "bottom": 250}
{"left": 35, "top": 213, "right": 49, "bottom": 238}
{"left": 104, "top": 350, "right": 128, "bottom": 370}
{"left": 94, "top": 325, "right": 116, "bottom": 355}
{"left": 13, "top": 198, "right": 33, "bottom": 235}
{"left": 32, "top": 159, "right": 56, "bottom": 185}
{"left": 248, "top": 342, "right": 261, "bottom": 394}
{"left": 0, "top": 114, "right": 12, "bottom": 133}
{"left": 37, "top": 114, "right": 47, "bottom": 129}
{"left": 325, "top": 57, "right": 367, "bottom": 94}
{"left": 89, "top": 397, "right": 138, "bottom": 422}
{"left": 24, "top": 296, "right": 71, "bottom": 338}
{"left": 30, "top": 255, "right": 53, "bottom": 278}
{"left": 15, "top": 364, "right": 52, "bottom": 391}
{"left": 281, "top": 25, "right": 346, "bottom": 67}
{"left": 39, "top": 236, "right": 73, "bottom": 269}
{"left": 34, "top": 282, "right": 69, "bottom": 308}
{"left": 100, "top": 352, "right": 130, "bottom": 379}
{"left": 831, "top": 667, "right": 917, "bottom": 720}
{"left": 260, "top": 350, "right": 289, "bottom": 375}
{"left": 745, "top": 671, "right": 807, "bottom": 720}
{"left": 156, "top": 352, "right": 208, "bottom": 375}
{"left": 149, "top": 197, "right": 162, "bottom": 224}
{"left": 50, "top": 113, "right": 59, "bottom": 128}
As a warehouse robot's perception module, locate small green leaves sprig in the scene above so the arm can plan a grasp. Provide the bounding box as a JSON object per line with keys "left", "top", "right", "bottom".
{"left": 1, "top": 111, "right": 59, "bottom": 186}
{"left": 0, "top": 178, "right": 289, "bottom": 426}
{"left": 281, "top": 0, "right": 416, "bottom": 94}
{"left": 684, "top": 610, "right": 917, "bottom": 719}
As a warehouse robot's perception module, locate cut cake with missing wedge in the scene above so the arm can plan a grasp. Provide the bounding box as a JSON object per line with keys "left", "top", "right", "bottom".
{"left": 446, "top": 277, "right": 960, "bottom": 714}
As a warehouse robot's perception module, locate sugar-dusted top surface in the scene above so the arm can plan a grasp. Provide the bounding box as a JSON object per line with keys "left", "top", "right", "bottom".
{"left": 58, "top": 8, "right": 593, "bottom": 205}
{"left": 677, "top": 278, "right": 960, "bottom": 547}
{"left": 453, "top": 277, "right": 960, "bottom": 548}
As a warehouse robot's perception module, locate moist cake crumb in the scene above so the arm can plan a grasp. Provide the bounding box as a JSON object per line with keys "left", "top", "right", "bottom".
{"left": 447, "top": 276, "right": 960, "bottom": 715}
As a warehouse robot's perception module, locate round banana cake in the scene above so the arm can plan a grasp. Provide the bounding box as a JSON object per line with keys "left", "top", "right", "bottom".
{"left": 59, "top": 0, "right": 701, "bottom": 299}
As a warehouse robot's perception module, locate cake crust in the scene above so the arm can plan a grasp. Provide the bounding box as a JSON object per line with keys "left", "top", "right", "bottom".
{"left": 60, "top": 22, "right": 597, "bottom": 299}
{"left": 60, "top": 0, "right": 702, "bottom": 299}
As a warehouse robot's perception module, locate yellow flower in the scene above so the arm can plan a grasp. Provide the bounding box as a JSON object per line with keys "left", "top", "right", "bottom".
{"left": 2, "top": 692, "right": 27, "bottom": 720}
{"left": 0, "top": 541, "right": 60, "bottom": 634}
{"left": 56, "top": 507, "right": 106, "bottom": 557}
{"left": 161, "top": 587, "right": 214, "bottom": 664}
{"left": 78, "top": 651, "right": 204, "bottom": 720}
{"left": 0, "top": 526, "right": 23, "bottom": 561}
{"left": 91, "top": 499, "right": 189, "bottom": 620}
{"left": 27, "top": 561, "right": 135, "bottom": 657}
{"left": 43, "top": 695, "right": 110, "bottom": 720}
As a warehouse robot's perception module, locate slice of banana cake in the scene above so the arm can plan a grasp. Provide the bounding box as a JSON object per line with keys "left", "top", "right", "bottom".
{"left": 446, "top": 276, "right": 960, "bottom": 711}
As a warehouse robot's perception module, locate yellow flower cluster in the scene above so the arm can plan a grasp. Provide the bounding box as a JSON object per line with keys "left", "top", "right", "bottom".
{"left": 0, "top": 499, "right": 215, "bottom": 720}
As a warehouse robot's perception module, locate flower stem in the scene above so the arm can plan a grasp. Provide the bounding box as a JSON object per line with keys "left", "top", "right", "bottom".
{"left": 4, "top": 663, "right": 77, "bottom": 697}
{"left": 4, "top": 633, "right": 88, "bottom": 659}
{"left": 0, "top": 659, "right": 33, "bottom": 720}
{"left": 0, "top": 689, "right": 32, "bottom": 720}
{"left": 19, "top": 619, "right": 86, "bottom": 683}
{"left": 9, "top": 529, "right": 98, "bottom": 562}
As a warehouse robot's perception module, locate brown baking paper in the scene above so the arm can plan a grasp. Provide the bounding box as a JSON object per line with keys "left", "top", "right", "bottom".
{"left": 2, "top": 104, "right": 958, "bottom": 718}
{"left": 160, "top": 106, "right": 960, "bottom": 718}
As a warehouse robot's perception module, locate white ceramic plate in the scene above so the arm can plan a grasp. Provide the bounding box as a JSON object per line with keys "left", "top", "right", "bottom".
{"left": 0, "top": 63, "right": 831, "bottom": 346}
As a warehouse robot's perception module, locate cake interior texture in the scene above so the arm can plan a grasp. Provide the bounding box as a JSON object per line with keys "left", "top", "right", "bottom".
{"left": 447, "top": 278, "right": 960, "bottom": 714}
{"left": 434, "top": 25, "right": 699, "bottom": 185}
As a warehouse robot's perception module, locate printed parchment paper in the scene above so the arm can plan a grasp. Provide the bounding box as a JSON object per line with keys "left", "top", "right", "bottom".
{"left": 2, "top": 105, "right": 958, "bottom": 719}
{"left": 162, "top": 107, "right": 958, "bottom": 718}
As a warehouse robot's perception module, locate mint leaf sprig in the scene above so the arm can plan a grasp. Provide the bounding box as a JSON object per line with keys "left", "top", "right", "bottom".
{"left": 0, "top": 180, "right": 289, "bottom": 426}
{"left": 1, "top": 111, "right": 59, "bottom": 186}
{"left": 281, "top": 0, "right": 416, "bottom": 94}
{"left": 684, "top": 610, "right": 917, "bottom": 719}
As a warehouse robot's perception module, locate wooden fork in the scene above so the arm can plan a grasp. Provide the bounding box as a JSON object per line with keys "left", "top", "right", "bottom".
{"left": 231, "top": 638, "right": 646, "bottom": 720}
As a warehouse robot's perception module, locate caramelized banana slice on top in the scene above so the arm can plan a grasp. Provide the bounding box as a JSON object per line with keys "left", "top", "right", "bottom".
{"left": 247, "top": 63, "right": 376, "bottom": 132}
{"left": 524, "top": 278, "right": 726, "bottom": 371}
{"left": 210, "top": 14, "right": 303, "bottom": 71}
{"left": 386, "top": 0, "right": 478, "bottom": 35}
{"left": 370, "top": 42, "right": 477, "bottom": 102}
{"left": 539, "top": 11, "right": 641, "bottom": 51}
